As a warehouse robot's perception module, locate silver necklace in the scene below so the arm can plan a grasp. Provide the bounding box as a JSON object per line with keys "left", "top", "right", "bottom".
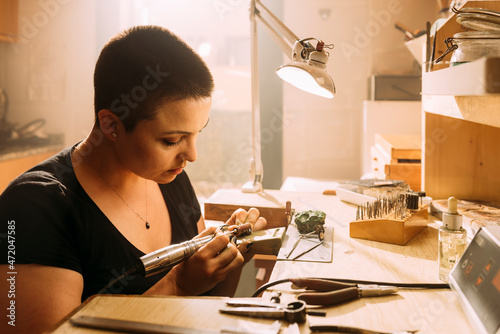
{"left": 78, "top": 150, "right": 151, "bottom": 229}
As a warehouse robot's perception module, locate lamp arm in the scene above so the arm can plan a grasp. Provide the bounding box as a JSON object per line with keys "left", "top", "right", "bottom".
{"left": 242, "top": 0, "right": 264, "bottom": 193}
{"left": 244, "top": 0, "right": 333, "bottom": 192}
{"left": 252, "top": 0, "right": 298, "bottom": 61}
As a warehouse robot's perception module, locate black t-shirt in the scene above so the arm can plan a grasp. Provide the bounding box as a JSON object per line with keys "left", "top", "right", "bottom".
{"left": 0, "top": 145, "right": 201, "bottom": 301}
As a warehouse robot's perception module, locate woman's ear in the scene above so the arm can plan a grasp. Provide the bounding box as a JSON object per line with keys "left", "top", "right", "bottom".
{"left": 97, "top": 109, "right": 122, "bottom": 141}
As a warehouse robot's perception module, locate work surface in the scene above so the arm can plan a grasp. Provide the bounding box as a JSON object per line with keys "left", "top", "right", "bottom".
{"left": 261, "top": 191, "right": 472, "bottom": 333}
{"left": 51, "top": 190, "right": 474, "bottom": 334}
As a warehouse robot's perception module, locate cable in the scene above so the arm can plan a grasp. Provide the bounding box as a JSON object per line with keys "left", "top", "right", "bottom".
{"left": 251, "top": 277, "right": 450, "bottom": 297}
{"left": 97, "top": 267, "right": 138, "bottom": 295}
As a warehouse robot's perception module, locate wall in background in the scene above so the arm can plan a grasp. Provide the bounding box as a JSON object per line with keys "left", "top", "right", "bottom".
{"left": 282, "top": 0, "right": 438, "bottom": 181}
{"left": 0, "top": 0, "right": 440, "bottom": 193}
{"left": 0, "top": 0, "right": 96, "bottom": 147}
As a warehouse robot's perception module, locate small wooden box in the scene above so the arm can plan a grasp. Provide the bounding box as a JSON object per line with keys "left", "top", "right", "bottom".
{"left": 375, "top": 133, "right": 421, "bottom": 164}
{"left": 372, "top": 134, "right": 422, "bottom": 191}
{"left": 349, "top": 206, "right": 428, "bottom": 246}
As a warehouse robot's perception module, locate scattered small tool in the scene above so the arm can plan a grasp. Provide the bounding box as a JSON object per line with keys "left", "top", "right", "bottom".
{"left": 285, "top": 225, "right": 325, "bottom": 259}
{"left": 291, "top": 240, "right": 324, "bottom": 261}
{"left": 219, "top": 300, "right": 307, "bottom": 323}
{"left": 309, "top": 324, "right": 419, "bottom": 334}
{"left": 284, "top": 231, "right": 315, "bottom": 259}
{"left": 291, "top": 278, "right": 398, "bottom": 306}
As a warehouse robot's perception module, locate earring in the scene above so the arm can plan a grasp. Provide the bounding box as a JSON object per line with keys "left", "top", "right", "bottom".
{"left": 111, "top": 132, "right": 117, "bottom": 138}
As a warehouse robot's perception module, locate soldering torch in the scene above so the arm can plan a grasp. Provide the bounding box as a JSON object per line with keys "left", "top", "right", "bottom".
{"left": 137, "top": 224, "right": 250, "bottom": 277}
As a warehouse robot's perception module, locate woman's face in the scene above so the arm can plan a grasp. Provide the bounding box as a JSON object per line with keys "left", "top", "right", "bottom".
{"left": 115, "top": 97, "right": 211, "bottom": 183}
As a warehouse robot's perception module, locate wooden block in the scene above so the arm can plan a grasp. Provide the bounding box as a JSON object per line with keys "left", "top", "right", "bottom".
{"left": 424, "top": 113, "right": 500, "bottom": 205}
{"left": 0, "top": 0, "right": 18, "bottom": 43}
{"left": 204, "top": 189, "right": 292, "bottom": 229}
{"left": 349, "top": 206, "right": 428, "bottom": 246}
{"left": 254, "top": 256, "right": 276, "bottom": 291}
{"left": 237, "top": 227, "right": 286, "bottom": 256}
{"left": 375, "top": 133, "right": 421, "bottom": 162}
{"left": 384, "top": 163, "right": 421, "bottom": 191}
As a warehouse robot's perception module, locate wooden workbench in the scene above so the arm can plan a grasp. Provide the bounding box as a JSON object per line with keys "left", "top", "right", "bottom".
{"left": 263, "top": 191, "right": 473, "bottom": 333}
{"left": 50, "top": 189, "right": 475, "bottom": 334}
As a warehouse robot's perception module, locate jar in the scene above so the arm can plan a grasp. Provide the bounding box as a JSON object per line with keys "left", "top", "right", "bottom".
{"left": 436, "top": 31, "right": 500, "bottom": 65}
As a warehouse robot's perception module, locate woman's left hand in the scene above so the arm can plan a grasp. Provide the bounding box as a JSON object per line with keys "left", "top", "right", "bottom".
{"left": 225, "top": 207, "right": 266, "bottom": 261}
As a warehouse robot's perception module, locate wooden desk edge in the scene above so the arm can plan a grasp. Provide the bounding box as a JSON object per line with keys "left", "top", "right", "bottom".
{"left": 48, "top": 294, "right": 232, "bottom": 333}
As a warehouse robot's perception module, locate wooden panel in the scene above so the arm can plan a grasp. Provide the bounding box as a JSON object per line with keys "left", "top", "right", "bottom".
{"left": 0, "top": 151, "right": 56, "bottom": 193}
{"left": 204, "top": 189, "right": 292, "bottom": 229}
{"left": 424, "top": 112, "right": 500, "bottom": 205}
{"left": 384, "top": 163, "right": 421, "bottom": 191}
{"left": 0, "top": 0, "right": 18, "bottom": 42}
{"left": 375, "top": 133, "right": 421, "bottom": 161}
{"left": 422, "top": 95, "right": 500, "bottom": 129}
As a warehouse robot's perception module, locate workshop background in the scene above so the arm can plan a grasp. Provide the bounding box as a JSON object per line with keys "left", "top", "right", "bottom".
{"left": 0, "top": 0, "right": 439, "bottom": 195}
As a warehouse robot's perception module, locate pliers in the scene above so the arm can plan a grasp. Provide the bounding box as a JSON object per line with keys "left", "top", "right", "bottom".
{"left": 290, "top": 278, "right": 398, "bottom": 306}
{"left": 219, "top": 300, "right": 307, "bottom": 323}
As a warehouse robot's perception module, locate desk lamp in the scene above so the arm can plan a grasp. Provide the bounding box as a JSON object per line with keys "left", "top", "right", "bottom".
{"left": 242, "top": 0, "right": 335, "bottom": 193}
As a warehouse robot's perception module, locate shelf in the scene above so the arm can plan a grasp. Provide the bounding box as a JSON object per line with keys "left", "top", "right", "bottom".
{"left": 423, "top": 57, "right": 500, "bottom": 96}
{"left": 422, "top": 1, "right": 500, "bottom": 206}
{"left": 0, "top": 0, "right": 18, "bottom": 43}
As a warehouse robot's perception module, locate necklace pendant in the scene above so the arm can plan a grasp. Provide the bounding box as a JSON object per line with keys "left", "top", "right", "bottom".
{"left": 145, "top": 221, "right": 150, "bottom": 229}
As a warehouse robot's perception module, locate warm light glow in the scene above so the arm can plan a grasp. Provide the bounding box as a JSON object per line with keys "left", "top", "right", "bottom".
{"left": 276, "top": 63, "right": 335, "bottom": 99}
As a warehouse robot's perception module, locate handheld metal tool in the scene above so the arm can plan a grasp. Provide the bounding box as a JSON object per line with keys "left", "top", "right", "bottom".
{"left": 138, "top": 224, "right": 251, "bottom": 277}
{"left": 284, "top": 231, "right": 316, "bottom": 259}
{"left": 291, "top": 278, "right": 398, "bottom": 306}
{"left": 285, "top": 225, "right": 325, "bottom": 259}
{"left": 290, "top": 240, "right": 324, "bottom": 261}
{"left": 219, "top": 300, "right": 307, "bottom": 323}
{"left": 309, "top": 324, "right": 418, "bottom": 334}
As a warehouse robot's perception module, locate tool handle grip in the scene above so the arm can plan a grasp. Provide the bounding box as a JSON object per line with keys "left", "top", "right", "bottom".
{"left": 298, "top": 287, "right": 359, "bottom": 306}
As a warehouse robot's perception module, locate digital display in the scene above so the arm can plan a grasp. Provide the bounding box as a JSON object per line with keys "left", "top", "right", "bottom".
{"left": 493, "top": 267, "right": 500, "bottom": 294}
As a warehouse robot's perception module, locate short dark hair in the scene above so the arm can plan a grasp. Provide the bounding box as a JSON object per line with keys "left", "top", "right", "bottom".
{"left": 93, "top": 25, "right": 214, "bottom": 132}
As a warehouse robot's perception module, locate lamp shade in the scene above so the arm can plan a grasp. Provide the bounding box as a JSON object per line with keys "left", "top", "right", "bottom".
{"left": 276, "top": 62, "right": 335, "bottom": 99}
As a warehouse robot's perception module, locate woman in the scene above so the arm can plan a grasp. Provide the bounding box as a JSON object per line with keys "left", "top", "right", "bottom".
{"left": 0, "top": 26, "right": 266, "bottom": 333}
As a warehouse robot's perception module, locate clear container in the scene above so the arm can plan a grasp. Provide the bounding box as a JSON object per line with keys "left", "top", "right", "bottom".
{"left": 450, "top": 31, "right": 500, "bottom": 65}
{"left": 438, "top": 225, "right": 467, "bottom": 282}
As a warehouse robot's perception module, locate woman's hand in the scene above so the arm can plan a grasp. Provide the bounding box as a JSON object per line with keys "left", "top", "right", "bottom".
{"left": 158, "top": 208, "right": 266, "bottom": 296}
{"left": 225, "top": 207, "right": 267, "bottom": 262}
{"left": 164, "top": 226, "right": 244, "bottom": 296}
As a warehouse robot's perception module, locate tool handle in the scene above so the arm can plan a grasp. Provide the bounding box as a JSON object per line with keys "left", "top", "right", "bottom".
{"left": 291, "top": 278, "right": 355, "bottom": 292}
{"left": 298, "top": 287, "right": 359, "bottom": 306}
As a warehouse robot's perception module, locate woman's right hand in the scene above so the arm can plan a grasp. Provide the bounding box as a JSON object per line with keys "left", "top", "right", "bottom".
{"left": 163, "top": 226, "right": 244, "bottom": 296}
